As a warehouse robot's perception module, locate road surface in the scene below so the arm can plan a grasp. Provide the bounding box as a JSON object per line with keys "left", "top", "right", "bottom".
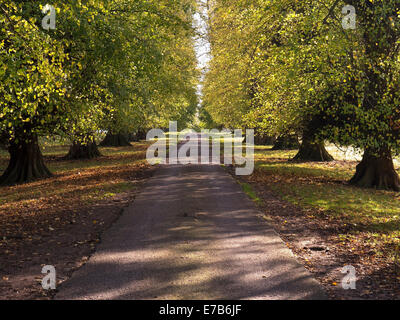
{"left": 56, "top": 136, "right": 326, "bottom": 299}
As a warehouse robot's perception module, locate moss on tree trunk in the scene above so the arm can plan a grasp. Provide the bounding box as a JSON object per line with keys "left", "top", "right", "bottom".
{"left": 100, "top": 132, "right": 131, "bottom": 147}
{"left": 64, "top": 137, "right": 101, "bottom": 160}
{"left": 0, "top": 136, "right": 52, "bottom": 185}
{"left": 350, "top": 148, "right": 400, "bottom": 191}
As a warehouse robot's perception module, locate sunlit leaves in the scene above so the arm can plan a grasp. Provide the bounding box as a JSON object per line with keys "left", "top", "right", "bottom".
{"left": 204, "top": 0, "right": 400, "bottom": 155}
{"left": 0, "top": 0, "right": 199, "bottom": 145}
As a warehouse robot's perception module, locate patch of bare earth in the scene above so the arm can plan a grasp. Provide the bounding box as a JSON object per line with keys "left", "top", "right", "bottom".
{"left": 0, "top": 149, "right": 155, "bottom": 300}
{"left": 229, "top": 167, "right": 400, "bottom": 300}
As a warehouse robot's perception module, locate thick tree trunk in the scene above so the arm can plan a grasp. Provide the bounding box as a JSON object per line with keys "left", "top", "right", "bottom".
{"left": 292, "top": 134, "right": 334, "bottom": 162}
{"left": 254, "top": 133, "right": 276, "bottom": 145}
{"left": 133, "top": 129, "right": 147, "bottom": 142}
{"left": 350, "top": 148, "right": 400, "bottom": 191}
{"left": 0, "top": 134, "right": 8, "bottom": 150}
{"left": 272, "top": 134, "right": 300, "bottom": 150}
{"left": 64, "top": 138, "right": 101, "bottom": 160}
{"left": 127, "top": 133, "right": 137, "bottom": 142}
{"left": 0, "top": 136, "right": 52, "bottom": 185}
{"left": 100, "top": 132, "right": 131, "bottom": 147}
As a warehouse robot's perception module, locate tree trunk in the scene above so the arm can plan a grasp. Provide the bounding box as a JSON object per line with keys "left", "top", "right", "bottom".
{"left": 0, "top": 134, "right": 8, "bottom": 150}
{"left": 132, "top": 129, "right": 147, "bottom": 142}
{"left": 127, "top": 133, "right": 137, "bottom": 142}
{"left": 272, "top": 134, "right": 300, "bottom": 150}
{"left": 0, "top": 136, "right": 52, "bottom": 185}
{"left": 64, "top": 137, "right": 101, "bottom": 160}
{"left": 254, "top": 132, "right": 276, "bottom": 145}
{"left": 292, "top": 134, "right": 334, "bottom": 162}
{"left": 350, "top": 148, "right": 400, "bottom": 191}
{"left": 100, "top": 132, "right": 131, "bottom": 147}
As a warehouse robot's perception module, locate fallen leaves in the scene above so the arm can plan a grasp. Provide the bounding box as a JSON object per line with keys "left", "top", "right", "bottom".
{"left": 232, "top": 154, "right": 400, "bottom": 300}
{"left": 0, "top": 144, "right": 153, "bottom": 299}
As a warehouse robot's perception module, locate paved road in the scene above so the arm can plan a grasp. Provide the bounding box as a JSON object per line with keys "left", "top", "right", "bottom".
{"left": 56, "top": 137, "right": 326, "bottom": 300}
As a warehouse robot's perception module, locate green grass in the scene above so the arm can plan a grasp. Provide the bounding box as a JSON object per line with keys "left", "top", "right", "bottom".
{"left": 257, "top": 162, "right": 354, "bottom": 180}
{"left": 239, "top": 182, "right": 262, "bottom": 205}
{"left": 80, "top": 181, "right": 137, "bottom": 203}
{"left": 270, "top": 181, "right": 400, "bottom": 226}
{"left": 253, "top": 146, "right": 355, "bottom": 180}
{"left": 248, "top": 145, "right": 400, "bottom": 263}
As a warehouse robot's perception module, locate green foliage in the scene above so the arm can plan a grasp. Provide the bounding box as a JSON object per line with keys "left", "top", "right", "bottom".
{"left": 0, "top": 1, "right": 68, "bottom": 142}
{"left": 0, "top": 0, "right": 199, "bottom": 145}
{"left": 239, "top": 182, "right": 262, "bottom": 205}
{"left": 203, "top": 0, "right": 400, "bottom": 156}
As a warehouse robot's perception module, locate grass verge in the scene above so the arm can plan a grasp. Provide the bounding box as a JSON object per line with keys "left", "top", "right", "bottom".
{"left": 238, "top": 145, "right": 400, "bottom": 299}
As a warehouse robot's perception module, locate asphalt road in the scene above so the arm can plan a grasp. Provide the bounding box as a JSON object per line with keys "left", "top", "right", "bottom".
{"left": 56, "top": 137, "right": 326, "bottom": 300}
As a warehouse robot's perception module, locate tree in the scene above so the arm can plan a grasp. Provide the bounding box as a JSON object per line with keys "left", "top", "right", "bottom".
{"left": 0, "top": 2, "right": 68, "bottom": 184}
{"left": 202, "top": 0, "right": 332, "bottom": 162}
{"left": 94, "top": 0, "right": 199, "bottom": 147}
{"left": 0, "top": 0, "right": 199, "bottom": 182}
{"left": 314, "top": 1, "right": 400, "bottom": 189}
{"left": 261, "top": 0, "right": 400, "bottom": 186}
{"left": 203, "top": 0, "right": 400, "bottom": 188}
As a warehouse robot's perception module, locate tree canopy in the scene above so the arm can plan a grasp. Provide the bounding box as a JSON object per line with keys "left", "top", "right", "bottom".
{"left": 0, "top": 0, "right": 199, "bottom": 183}
{"left": 203, "top": 0, "right": 400, "bottom": 190}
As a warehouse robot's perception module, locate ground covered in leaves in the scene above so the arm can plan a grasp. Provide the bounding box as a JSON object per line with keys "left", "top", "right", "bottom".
{"left": 234, "top": 146, "right": 400, "bottom": 300}
{"left": 0, "top": 142, "right": 154, "bottom": 299}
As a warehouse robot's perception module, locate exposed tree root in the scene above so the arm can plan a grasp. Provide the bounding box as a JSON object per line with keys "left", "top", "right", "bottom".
{"left": 0, "top": 136, "right": 52, "bottom": 185}
{"left": 292, "top": 139, "right": 334, "bottom": 162}
{"left": 350, "top": 149, "right": 400, "bottom": 191}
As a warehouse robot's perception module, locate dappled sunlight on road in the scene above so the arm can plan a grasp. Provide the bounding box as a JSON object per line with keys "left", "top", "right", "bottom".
{"left": 57, "top": 160, "right": 325, "bottom": 300}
